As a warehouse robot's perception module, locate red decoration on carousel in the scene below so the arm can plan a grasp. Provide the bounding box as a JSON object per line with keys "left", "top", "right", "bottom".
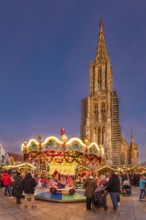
{"left": 62, "top": 143, "right": 65, "bottom": 150}
{"left": 85, "top": 147, "right": 88, "bottom": 155}
{"left": 29, "top": 155, "right": 32, "bottom": 161}
{"left": 61, "top": 128, "right": 65, "bottom": 135}
{"left": 99, "top": 157, "right": 101, "bottom": 163}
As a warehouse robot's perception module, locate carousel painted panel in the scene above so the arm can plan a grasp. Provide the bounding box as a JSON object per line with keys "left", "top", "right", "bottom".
{"left": 43, "top": 137, "right": 63, "bottom": 151}
{"left": 66, "top": 138, "right": 86, "bottom": 153}
{"left": 27, "top": 140, "right": 39, "bottom": 153}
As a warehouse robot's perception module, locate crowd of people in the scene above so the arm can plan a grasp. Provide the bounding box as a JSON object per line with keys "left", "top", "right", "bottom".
{"left": 83, "top": 172, "right": 146, "bottom": 212}
{"left": 83, "top": 171, "right": 121, "bottom": 212}
{"left": 0, "top": 170, "right": 37, "bottom": 208}
{"left": 0, "top": 169, "right": 82, "bottom": 207}
{"left": 0, "top": 169, "right": 145, "bottom": 212}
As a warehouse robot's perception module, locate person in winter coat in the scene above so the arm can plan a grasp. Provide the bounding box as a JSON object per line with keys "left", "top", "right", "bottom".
{"left": 2, "top": 170, "right": 13, "bottom": 198}
{"left": 13, "top": 172, "right": 23, "bottom": 204}
{"left": 139, "top": 175, "right": 146, "bottom": 200}
{"left": 105, "top": 171, "right": 120, "bottom": 212}
{"left": 83, "top": 174, "right": 97, "bottom": 210}
{"left": 22, "top": 172, "right": 37, "bottom": 208}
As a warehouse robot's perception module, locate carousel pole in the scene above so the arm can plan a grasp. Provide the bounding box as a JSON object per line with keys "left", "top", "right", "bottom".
{"left": 37, "top": 135, "right": 42, "bottom": 151}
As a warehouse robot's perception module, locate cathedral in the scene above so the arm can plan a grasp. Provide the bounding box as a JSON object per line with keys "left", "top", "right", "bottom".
{"left": 80, "top": 20, "right": 138, "bottom": 166}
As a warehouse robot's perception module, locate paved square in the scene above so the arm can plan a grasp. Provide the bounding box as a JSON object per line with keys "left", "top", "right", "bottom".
{"left": 0, "top": 187, "right": 146, "bottom": 220}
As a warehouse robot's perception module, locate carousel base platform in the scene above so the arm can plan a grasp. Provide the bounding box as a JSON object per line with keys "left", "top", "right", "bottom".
{"left": 35, "top": 188, "right": 86, "bottom": 203}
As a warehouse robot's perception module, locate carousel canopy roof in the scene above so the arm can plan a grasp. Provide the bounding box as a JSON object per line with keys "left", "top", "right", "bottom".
{"left": 21, "top": 136, "right": 104, "bottom": 157}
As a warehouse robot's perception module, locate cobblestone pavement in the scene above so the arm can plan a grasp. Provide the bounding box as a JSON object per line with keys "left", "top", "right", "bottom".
{"left": 0, "top": 187, "right": 146, "bottom": 220}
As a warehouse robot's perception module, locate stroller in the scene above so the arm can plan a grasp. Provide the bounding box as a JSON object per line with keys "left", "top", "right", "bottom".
{"left": 92, "top": 187, "right": 108, "bottom": 211}
{"left": 122, "top": 180, "right": 132, "bottom": 196}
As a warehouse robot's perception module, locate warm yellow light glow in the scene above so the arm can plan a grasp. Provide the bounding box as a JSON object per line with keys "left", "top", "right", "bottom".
{"left": 77, "top": 165, "right": 90, "bottom": 171}
{"left": 101, "top": 146, "right": 104, "bottom": 155}
{"left": 128, "top": 165, "right": 146, "bottom": 171}
{"left": 27, "top": 139, "right": 39, "bottom": 147}
{"left": 87, "top": 142, "right": 100, "bottom": 151}
{"left": 66, "top": 137, "right": 86, "bottom": 147}
{"left": 21, "top": 143, "right": 24, "bottom": 151}
{"left": 42, "top": 136, "right": 64, "bottom": 145}
{"left": 3, "top": 162, "right": 36, "bottom": 169}
{"left": 49, "top": 159, "right": 78, "bottom": 175}
{"left": 22, "top": 136, "right": 105, "bottom": 159}
{"left": 97, "top": 165, "right": 116, "bottom": 172}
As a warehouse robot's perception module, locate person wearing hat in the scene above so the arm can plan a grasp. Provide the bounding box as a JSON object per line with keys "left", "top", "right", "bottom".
{"left": 105, "top": 171, "right": 120, "bottom": 212}
{"left": 83, "top": 173, "right": 97, "bottom": 210}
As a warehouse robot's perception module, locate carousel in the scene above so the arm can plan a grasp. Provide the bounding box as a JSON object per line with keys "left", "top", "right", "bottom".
{"left": 21, "top": 129, "right": 104, "bottom": 175}
{"left": 21, "top": 129, "right": 105, "bottom": 202}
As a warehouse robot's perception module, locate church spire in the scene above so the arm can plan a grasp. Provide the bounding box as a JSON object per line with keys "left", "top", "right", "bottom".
{"left": 96, "top": 18, "right": 108, "bottom": 62}
{"left": 130, "top": 127, "right": 134, "bottom": 144}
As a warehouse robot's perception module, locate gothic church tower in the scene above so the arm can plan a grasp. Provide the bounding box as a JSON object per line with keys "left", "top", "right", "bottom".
{"left": 80, "top": 19, "right": 121, "bottom": 165}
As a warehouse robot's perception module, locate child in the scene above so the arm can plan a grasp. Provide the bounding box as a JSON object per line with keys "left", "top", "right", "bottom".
{"left": 41, "top": 175, "right": 47, "bottom": 188}
{"left": 46, "top": 178, "right": 52, "bottom": 189}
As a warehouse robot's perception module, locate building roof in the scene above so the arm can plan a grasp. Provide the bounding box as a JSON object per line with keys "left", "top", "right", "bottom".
{"left": 7, "top": 152, "right": 23, "bottom": 162}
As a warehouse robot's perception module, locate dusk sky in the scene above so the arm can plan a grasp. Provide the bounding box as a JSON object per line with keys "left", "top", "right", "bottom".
{"left": 0, "top": 1, "right": 146, "bottom": 162}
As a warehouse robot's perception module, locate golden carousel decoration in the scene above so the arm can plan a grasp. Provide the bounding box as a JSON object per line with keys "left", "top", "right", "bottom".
{"left": 21, "top": 128, "right": 105, "bottom": 175}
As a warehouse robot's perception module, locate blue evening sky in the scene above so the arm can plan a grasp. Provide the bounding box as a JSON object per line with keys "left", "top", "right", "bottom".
{"left": 0, "top": 0, "right": 146, "bottom": 162}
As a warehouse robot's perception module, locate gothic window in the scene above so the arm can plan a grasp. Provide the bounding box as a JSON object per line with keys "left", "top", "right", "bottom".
{"left": 98, "top": 68, "right": 102, "bottom": 91}
{"left": 101, "top": 102, "right": 106, "bottom": 122}
{"left": 94, "top": 104, "right": 98, "bottom": 121}
{"left": 94, "top": 127, "right": 97, "bottom": 143}
{"left": 98, "top": 128, "right": 101, "bottom": 145}
{"left": 102, "top": 127, "right": 105, "bottom": 144}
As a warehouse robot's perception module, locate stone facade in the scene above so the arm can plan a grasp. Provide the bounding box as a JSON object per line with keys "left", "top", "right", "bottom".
{"left": 80, "top": 19, "right": 138, "bottom": 166}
